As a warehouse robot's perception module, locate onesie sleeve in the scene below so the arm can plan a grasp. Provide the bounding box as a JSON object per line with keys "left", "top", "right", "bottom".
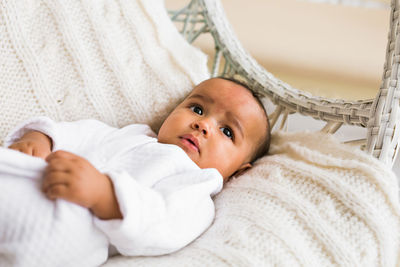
{"left": 94, "top": 168, "right": 223, "bottom": 256}
{"left": 3, "top": 116, "right": 117, "bottom": 153}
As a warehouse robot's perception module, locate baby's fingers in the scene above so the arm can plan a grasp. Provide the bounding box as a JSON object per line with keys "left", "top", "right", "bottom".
{"left": 45, "top": 184, "right": 69, "bottom": 200}
{"left": 46, "top": 150, "right": 81, "bottom": 162}
{"left": 45, "top": 158, "right": 73, "bottom": 173}
{"left": 42, "top": 172, "right": 70, "bottom": 193}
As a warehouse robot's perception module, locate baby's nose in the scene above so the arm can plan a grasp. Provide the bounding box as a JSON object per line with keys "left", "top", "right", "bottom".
{"left": 193, "top": 120, "right": 211, "bottom": 136}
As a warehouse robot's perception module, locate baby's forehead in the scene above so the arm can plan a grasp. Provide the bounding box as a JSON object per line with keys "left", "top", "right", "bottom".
{"left": 190, "top": 78, "right": 257, "bottom": 104}
{"left": 189, "top": 78, "right": 268, "bottom": 135}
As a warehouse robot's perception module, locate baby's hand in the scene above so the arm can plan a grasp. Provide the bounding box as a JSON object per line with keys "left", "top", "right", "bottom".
{"left": 43, "top": 151, "right": 122, "bottom": 219}
{"left": 8, "top": 131, "right": 52, "bottom": 159}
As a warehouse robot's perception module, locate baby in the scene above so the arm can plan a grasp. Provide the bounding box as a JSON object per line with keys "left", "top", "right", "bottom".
{"left": 0, "top": 77, "right": 270, "bottom": 266}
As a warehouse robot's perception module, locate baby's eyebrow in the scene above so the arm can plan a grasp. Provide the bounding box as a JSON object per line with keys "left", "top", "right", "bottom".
{"left": 226, "top": 111, "right": 244, "bottom": 138}
{"left": 188, "top": 94, "right": 214, "bottom": 104}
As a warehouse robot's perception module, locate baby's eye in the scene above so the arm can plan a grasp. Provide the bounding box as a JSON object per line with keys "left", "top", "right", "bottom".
{"left": 190, "top": 105, "right": 203, "bottom": 115}
{"left": 220, "top": 127, "right": 234, "bottom": 139}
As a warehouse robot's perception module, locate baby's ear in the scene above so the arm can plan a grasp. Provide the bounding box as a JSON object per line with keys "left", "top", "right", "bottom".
{"left": 233, "top": 162, "right": 252, "bottom": 177}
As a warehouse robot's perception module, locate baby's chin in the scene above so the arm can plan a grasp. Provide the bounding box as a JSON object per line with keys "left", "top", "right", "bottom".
{"left": 174, "top": 143, "right": 230, "bottom": 178}
{"left": 180, "top": 150, "right": 207, "bottom": 169}
{"left": 185, "top": 154, "right": 228, "bottom": 178}
{"left": 185, "top": 151, "right": 201, "bottom": 167}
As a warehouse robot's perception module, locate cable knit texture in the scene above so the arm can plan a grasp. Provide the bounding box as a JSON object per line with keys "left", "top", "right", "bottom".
{"left": 0, "top": 0, "right": 209, "bottom": 146}
{"left": 104, "top": 131, "right": 400, "bottom": 267}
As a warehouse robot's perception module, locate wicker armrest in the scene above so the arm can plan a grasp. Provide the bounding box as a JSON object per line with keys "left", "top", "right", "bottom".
{"left": 170, "top": 0, "right": 400, "bottom": 166}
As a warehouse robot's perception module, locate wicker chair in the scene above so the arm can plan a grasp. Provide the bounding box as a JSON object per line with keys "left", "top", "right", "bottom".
{"left": 169, "top": 0, "right": 400, "bottom": 167}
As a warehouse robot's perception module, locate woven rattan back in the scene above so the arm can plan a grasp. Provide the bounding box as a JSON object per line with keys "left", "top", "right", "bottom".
{"left": 169, "top": 0, "right": 400, "bottom": 166}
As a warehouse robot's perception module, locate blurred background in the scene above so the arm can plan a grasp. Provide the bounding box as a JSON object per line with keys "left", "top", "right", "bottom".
{"left": 166, "top": 0, "right": 399, "bottom": 176}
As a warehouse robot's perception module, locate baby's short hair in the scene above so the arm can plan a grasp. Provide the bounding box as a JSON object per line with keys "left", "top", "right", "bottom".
{"left": 217, "top": 76, "right": 271, "bottom": 163}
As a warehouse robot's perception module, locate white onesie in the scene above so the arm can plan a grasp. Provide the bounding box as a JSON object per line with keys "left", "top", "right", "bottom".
{"left": 0, "top": 117, "right": 223, "bottom": 267}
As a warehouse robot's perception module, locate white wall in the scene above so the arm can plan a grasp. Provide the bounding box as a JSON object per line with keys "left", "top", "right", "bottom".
{"left": 167, "top": 0, "right": 390, "bottom": 100}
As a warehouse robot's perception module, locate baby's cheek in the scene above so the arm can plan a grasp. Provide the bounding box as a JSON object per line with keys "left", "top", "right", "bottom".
{"left": 213, "top": 158, "right": 237, "bottom": 178}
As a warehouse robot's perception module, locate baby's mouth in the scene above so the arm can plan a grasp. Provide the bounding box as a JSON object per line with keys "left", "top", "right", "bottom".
{"left": 187, "top": 138, "right": 196, "bottom": 146}
{"left": 179, "top": 134, "right": 200, "bottom": 153}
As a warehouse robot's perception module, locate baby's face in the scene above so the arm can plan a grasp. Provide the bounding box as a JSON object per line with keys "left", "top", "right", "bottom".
{"left": 158, "top": 78, "right": 268, "bottom": 181}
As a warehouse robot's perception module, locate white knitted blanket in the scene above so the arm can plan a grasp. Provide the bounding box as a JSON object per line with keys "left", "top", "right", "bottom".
{"left": 0, "top": 0, "right": 209, "bottom": 145}
{"left": 104, "top": 131, "right": 400, "bottom": 267}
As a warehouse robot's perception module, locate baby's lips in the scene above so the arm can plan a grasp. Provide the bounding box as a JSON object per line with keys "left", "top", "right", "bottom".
{"left": 180, "top": 134, "right": 200, "bottom": 152}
